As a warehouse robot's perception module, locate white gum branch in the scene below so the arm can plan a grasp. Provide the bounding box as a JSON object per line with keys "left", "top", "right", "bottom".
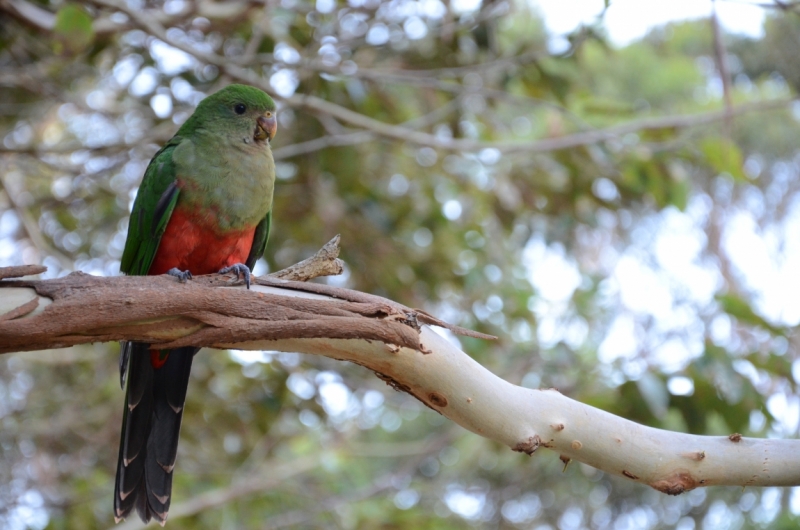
{"left": 1, "top": 264, "right": 798, "bottom": 496}
{"left": 233, "top": 323, "right": 800, "bottom": 494}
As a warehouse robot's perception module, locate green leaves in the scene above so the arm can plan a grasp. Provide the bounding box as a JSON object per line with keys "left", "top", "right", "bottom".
{"left": 53, "top": 4, "right": 95, "bottom": 55}
{"left": 717, "top": 292, "right": 785, "bottom": 335}
{"left": 618, "top": 155, "right": 690, "bottom": 210}
{"left": 700, "top": 136, "right": 747, "bottom": 181}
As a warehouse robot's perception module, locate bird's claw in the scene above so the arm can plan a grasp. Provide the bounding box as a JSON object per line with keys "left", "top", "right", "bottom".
{"left": 167, "top": 268, "right": 193, "bottom": 282}
{"left": 219, "top": 263, "right": 251, "bottom": 289}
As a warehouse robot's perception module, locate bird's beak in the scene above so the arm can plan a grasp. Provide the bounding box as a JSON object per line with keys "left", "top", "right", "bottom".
{"left": 255, "top": 113, "right": 277, "bottom": 143}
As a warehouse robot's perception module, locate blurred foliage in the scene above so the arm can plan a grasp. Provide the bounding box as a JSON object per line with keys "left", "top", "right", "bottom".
{"left": 1, "top": 0, "right": 800, "bottom": 529}
{"left": 53, "top": 4, "right": 96, "bottom": 56}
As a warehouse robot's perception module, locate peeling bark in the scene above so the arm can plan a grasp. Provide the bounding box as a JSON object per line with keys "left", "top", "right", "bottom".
{"left": 0, "top": 272, "right": 477, "bottom": 354}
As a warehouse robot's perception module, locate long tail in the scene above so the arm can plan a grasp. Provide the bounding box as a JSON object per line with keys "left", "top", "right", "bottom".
{"left": 114, "top": 343, "right": 197, "bottom": 525}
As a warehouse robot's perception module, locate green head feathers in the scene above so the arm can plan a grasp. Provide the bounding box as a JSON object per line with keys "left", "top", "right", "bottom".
{"left": 198, "top": 84, "right": 276, "bottom": 114}
{"left": 177, "top": 84, "right": 277, "bottom": 141}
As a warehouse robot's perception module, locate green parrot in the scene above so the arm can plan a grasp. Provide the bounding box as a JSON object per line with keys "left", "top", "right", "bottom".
{"left": 115, "top": 84, "right": 277, "bottom": 525}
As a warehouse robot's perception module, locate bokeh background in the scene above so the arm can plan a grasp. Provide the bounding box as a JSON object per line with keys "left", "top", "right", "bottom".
{"left": 2, "top": 0, "right": 800, "bottom": 528}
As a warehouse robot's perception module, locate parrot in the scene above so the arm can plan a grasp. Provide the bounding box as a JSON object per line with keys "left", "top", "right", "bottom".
{"left": 114, "top": 84, "right": 277, "bottom": 525}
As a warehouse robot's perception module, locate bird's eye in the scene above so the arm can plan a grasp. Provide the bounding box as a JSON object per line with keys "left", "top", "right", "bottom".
{"left": 235, "top": 104, "right": 246, "bottom": 115}
{"left": 265, "top": 111, "right": 272, "bottom": 117}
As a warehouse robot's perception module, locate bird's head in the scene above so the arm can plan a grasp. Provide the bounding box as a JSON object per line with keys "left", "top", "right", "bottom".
{"left": 180, "top": 84, "right": 277, "bottom": 146}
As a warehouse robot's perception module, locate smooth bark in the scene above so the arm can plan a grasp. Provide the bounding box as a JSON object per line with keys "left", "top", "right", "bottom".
{"left": 1, "top": 263, "right": 798, "bottom": 496}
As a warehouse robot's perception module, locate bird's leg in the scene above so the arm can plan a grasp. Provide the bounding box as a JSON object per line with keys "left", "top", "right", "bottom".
{"left": 219, "top": 263, "right": 252, "bottom": 289}
{"left": 167, "top": 268, "right": 193, "bottom": 282}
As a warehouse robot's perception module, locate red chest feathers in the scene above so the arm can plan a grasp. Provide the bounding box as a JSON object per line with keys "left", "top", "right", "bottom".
{"left": 148, "top": 208, "right": 256, "bottom": 276}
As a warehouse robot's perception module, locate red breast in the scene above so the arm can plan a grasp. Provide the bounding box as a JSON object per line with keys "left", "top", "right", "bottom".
{"left": 148, "top": 207, "right": 257, "bottom": 276}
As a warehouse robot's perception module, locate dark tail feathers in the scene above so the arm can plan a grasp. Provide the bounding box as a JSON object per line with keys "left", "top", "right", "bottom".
{"left": 114, "top": 344, "right": 197, "bottom": 525}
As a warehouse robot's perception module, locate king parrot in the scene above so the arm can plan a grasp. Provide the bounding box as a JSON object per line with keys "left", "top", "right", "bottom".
{"left": 114, "top": 84, "right": 277, "bottom": 525}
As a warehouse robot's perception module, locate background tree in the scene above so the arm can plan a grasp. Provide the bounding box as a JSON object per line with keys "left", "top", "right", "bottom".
{"left": 1, "top": 0, "right": 799, "bottom": 528}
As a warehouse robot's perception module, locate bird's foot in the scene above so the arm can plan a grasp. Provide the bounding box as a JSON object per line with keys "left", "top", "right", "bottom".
{"left": 167, "top": 268, "right": 193, "bottom": 283}
{"left": 219, "top": 263, "right": 251, "bottom": 289}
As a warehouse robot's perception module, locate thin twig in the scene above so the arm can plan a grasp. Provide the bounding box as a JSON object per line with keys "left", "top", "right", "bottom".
{"left": 272, "top": 99, "right": 460, "bottom": 160}
{"left": 711, "top": 1, "right": 734, "bottom": 130}
{"left": 262, "top": 473, "right": 395, "bottom": 530}
{"left": 0, "top": 170, "right": 73, "bottom": 270}
{"left": 110, "top": 456, "right": 321, "bottom": 530}
{"left": 277, "top": 94, "right": 794, "bottom": 154}
{"left": 262, "top": 433, "right": 453, "bottom": 530}
{"left": 350, "top": 69, "right": 593, "bottom": 130}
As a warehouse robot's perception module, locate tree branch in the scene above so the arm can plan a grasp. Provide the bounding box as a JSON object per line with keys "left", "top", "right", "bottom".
{"left": 272, "top": 100, "right": 460, "bottom": 160}
{"left": 1, "top": 265, "right": 799, "bottom": 495}
{"left": 111, "top": 433, "right": 453, "bottom": 528}
{"left": 279, "top": 95, "right": 795, "bottom": 154}
{"left": 267, "top": 234, "right": 344, "bottom": 281}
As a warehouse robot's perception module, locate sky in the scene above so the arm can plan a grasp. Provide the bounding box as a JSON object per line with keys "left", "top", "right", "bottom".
{"left": 533, "top": 0, "right": 766, "bottom": 46}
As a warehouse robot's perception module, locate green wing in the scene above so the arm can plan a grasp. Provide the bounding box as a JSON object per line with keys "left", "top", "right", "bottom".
{"left": 120, "top": 138, "right": 183, "bottom": 276}
{"left": 245, "top": 208, "right": 272, "bottom": 271}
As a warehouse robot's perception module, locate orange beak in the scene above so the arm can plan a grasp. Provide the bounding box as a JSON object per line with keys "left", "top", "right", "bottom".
{"left": 256, "top": 114, "right": 277, "bottom": 142}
